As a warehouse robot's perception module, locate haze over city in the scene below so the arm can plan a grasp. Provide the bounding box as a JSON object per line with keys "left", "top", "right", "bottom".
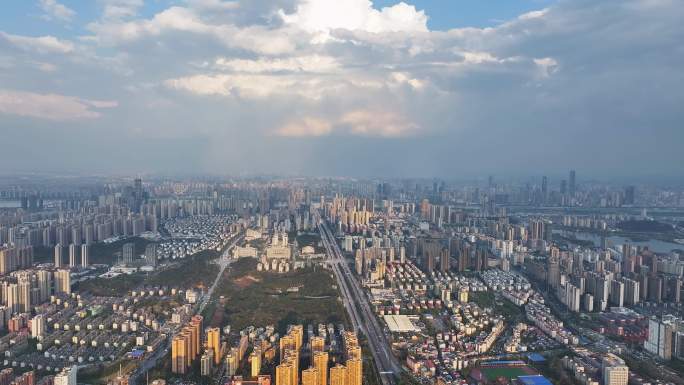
{"left": 1, "top": 0, "right": 683, "bottom": 177}
{"left": 1, "top": 2, "right": 684, "bottom": 385}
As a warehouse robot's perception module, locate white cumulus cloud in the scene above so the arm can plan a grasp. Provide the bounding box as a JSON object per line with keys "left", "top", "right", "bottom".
{"left": 186, "top": 0, "right": 239, "bottom": 11}
{"left": 275, "top": 109, "right": 419, "bottom": 138}
{"left": 280, "top": 0, "right": 428, "bottom": 35}
{"left": 0, "top": 89, "right": 117, "bottom": 121}
{"left": 340, "top": 109, "right": 418, "bottom": 137}
{"left": 85, "top": 6, "right": 295, "bottom": 54}
{"left": 100, "top": 0, "right": 144, "bottom": 20}
{"left": 39, "top": 0, "right": 76, "bottom": 22}
{"left": 164, "top": 73, "right": 336, "bottom": 99}
{"left": 276, "top": 117, "right": 333, "bottom": 137}
{"left": 534, "top": 57, "right": 559, "bottom": 77}
{"left": 0, "top": 31, "right": 74, "bottom": 54}
{"left": 214, "top": 55, "right": 340, "bottom": 73}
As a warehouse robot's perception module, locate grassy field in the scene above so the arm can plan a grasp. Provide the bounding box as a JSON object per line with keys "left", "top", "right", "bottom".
{"left": 470, "top": 291, "right": 525, "bottom": 323}
{"left": 211, "top": 258, "right": 348, "bottom": 333}
{"left": 78, "top": 274, "right": 145, "bottom": 296}
{"left": 296, "top": 233, "right": 325, "bottom": 253}
{"left": 78, "top": 249, "right": 221, "bottom": 296}
{"left": 146, "top": 249, "right": 220, "bottom": 288}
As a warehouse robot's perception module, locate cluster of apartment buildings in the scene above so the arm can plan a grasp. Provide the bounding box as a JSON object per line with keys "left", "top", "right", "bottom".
{"left": 560, "top": 351, "right": 630, "bottom": 385}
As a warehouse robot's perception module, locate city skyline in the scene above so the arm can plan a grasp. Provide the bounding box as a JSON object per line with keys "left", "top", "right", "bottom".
{"left": 0, "top": 174, "right": 684, "bottom": 384}
{"left": 1, "top": 2, "right": 684, "bottom": 384}
{"left": 1, "top": 0, "right": 682, "bottom": 177}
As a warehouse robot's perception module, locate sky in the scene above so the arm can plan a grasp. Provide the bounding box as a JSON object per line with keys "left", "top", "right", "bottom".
{"left": 0, "top": 0, "right": 682, "bottom": 178}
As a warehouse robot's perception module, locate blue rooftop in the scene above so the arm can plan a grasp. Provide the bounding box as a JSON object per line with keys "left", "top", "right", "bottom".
{"left": 482, "top": 360, "right": 525, "bottom": 366}
{"left": 518, "top": 375, "right": 553, "bottom": 385}
{"left": 527, "top": 353, "right": 546, "bottom": 362}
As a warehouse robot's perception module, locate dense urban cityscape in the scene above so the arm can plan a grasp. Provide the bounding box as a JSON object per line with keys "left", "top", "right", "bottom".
{"left": 1, "top": 0, "right": 683, "bottom": 384}
{"left": 0, "top": 174, "right": 682, "bottom": 385}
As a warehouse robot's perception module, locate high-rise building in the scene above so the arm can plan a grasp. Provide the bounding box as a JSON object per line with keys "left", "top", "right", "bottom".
{"left": 172, "top": 334, "right": 190, "bottom": 374}
{"left": 645, "top": 315, "right": 678, "bottom": 359}
{"left": 123, "top": 243, "right": 134, "bottom": 265}
{"left": 310, "top": 336, "right": 325, "bottom": 353}
{"left": 37, "top": 269, "right": 52, "bottom": 301}
{"left": 583, "top": 293, "right": 594, "bottom": 312}
{"left": 530, "top": 220, "right": 549, "bottom": 241}
{"left": 623, "top": 278, "right": 640, "bottom": 306}
{"left": 329, "top": 364, "right": 347, "bottom": 385}
{"left": 201, "top": 350, "right": 213, "bottom": 376}
{"left": 133, "top": 177, "right": 144, "bottom": 212}
{"left": 344, "top": 236, "right": 353, "bottom": 252}
{"left": 346, "top": 358, "right": 362, "bottom": 385}
{"left": 569, "top": 170, "right": 576, "bottom": 196}
{"left": 0, "top": 247, "right": 17, "bottom": 275}
{"left": 276, "top": 362, "right": 294, "bottom": 385}
{"left": 206, "top": 327, "right": 221, "bottom": 365}
{"left": 54, "top": 366, "right": 77, "bottom": 385}
{"left": 18, "top": 280, "right": 31, "bottom": 312}
{"left": 280, "top": 335, "right": 296, "bottom": 361}
{"left": 171, "top": 315, "right": 204, "bottom": 374}
{"left": 226, "top": 349, "right": 239, "bottom": 376}
{"left": 610, "top": 280, "right": 625, "bottom": 307}
{"left": 81, "top": 244, "right": 90, "bottom": 267}
{"left": 0, "top": 369, "right": 13, "bottom": 385}
{"left": 420, "top": 199, "right": 430, "bottom": 220}
{"left": 648, "top": 275, "right": 663, "bottom": 303}
{"left": 563, "top": 283, "right": 581, "bottom": 312}
{"left": 425, "top": 250, "right": 435, "bottom": 272}
{"left": 302, "top": 368, "right": 319, "bottom": 385}
{"left": 346, "top": 345, "right": 361, "bottom": 361}
{"left": 69, "top": 243, "right": 78, "bottom": 268}
{"left": 84, "top": 224, "right": 94, "bottom": 245}
{"left": 54, "top": 244, "right": 63, "bottom": 268}
{"left": 313, "top": 351, "right": 328, "bottom": 385}
{"left": 284, "top": 350, "right": 300, "bottom": 385}
{"left": 190, "top": 315, "right": 203, "bottom": 359}
{"left": 145, "top": 243, "right": 157, "bottom": 268}
{"left": 440, "top": 248, "right": 450, "bottom": 272}
{"left": 71, "top": 226, "right": 82, "bottom": 246}
{"left": 290, "top": 325, "right": 304, "bottom": 351}
{"left": 602, "top": 353, "right": 629, "bottom": 385}
{"left": 625, "top": 186, "right": 636, "bottom": 205}
{"left": 31, "top": 314, "right": 45, "bottom": 338}
{"left": 11, "top": 370, "right": 35, "bottom": 385}
{"left": 251, "top": 349, "right": 262, "bottom": 378}
{"left": 547, "top": 254, "right": 560, "bottom": 290}
{"left": 5, "top": 282, "right": 19, "bottom": 312}
{"left": 55, "top": 269, "right": 71, "bottom": 295}
{"left": 458, "top": 244, "right": 469, "bottom": 272}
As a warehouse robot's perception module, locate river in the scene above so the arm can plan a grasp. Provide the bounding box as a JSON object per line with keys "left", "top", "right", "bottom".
{"left": 555, "top": 229, "right": 684, "bottom": 254}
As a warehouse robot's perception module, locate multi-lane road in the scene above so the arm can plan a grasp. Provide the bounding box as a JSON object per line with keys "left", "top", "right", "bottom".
{"left": 317, "top": 215, "right": 401, "bottom": 385}
{"left": 131, "top": 223, "right": 401, "bottom": 384}
{"left": 199, "top": 234, "right": 244, "bottom": 314}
